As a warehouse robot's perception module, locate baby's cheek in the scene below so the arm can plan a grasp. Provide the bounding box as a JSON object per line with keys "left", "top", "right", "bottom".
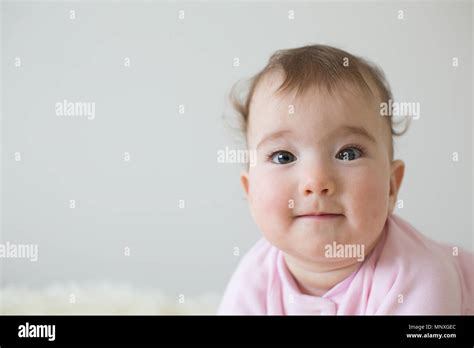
{"left": 345, "top": 170, "right": 390, "bottom": 238}
{"left": 249, "top": 173, "right": 293, "bottom": 238}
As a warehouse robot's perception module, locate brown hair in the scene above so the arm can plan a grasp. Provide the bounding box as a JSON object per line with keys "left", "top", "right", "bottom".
{"left": 229, "top": 44, "right": 409, "bottom": 160}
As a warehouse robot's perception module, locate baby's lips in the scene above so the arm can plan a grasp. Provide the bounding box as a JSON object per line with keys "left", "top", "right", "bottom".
{"left": 296, "top": 211, "right": 343, "bottom": 217}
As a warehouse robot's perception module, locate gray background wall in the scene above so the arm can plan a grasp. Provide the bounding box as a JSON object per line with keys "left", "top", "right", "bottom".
{"left": 1, "top": 0, "right": 472, "bottom": 297}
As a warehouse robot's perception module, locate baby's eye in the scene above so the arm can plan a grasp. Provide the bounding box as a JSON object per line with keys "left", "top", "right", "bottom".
{"left": 269, "top": 150, "right": 297, "bottom": 164}
{"left": 336, "top": 147, "right": 363, "bottom": 161}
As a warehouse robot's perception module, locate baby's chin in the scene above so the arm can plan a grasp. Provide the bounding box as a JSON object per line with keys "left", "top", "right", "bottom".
{"left": 284, "top": 242, "right": 368, "bottom": 266}
{"left": 264, "top": 227, "right": 370, "bottom": 262}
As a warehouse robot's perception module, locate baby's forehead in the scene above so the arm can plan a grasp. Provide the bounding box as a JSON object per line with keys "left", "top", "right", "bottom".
{"left": 247, "top": 73, "right": 390, "bottom": 150}
{"left": 250, "top": 74, "right": 381, "bottom": 129}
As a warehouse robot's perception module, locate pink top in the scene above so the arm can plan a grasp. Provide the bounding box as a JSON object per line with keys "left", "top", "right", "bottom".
{"left": 218, "top": 214, "right": 474, "bottom": 315}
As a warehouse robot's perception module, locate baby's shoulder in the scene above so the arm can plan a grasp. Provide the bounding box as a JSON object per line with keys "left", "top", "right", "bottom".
{"left": 386, "top": 214, "right": 464, "bottom": 272}
{"left": 217, "top": 237, "right": 277, "bottom": 314}
{"left": 383, "top": 214, "right": 474, "bottom": 313}
{"left": 234, "top": 237, "right": 278, "bottom": 279}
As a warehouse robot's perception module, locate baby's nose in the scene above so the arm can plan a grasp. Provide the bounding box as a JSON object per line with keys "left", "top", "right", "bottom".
{"left": 299, "top": 163, "right": 336, "bottom": 196}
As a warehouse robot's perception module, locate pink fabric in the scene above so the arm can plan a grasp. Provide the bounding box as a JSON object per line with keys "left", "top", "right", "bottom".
{"left": 218, "top": 214, "right": 474, "bottom": 315}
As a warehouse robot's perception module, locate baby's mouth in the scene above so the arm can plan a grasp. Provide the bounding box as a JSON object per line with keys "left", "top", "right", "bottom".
{"left": 295, "top": 213, "right": 344, "bottom": 220}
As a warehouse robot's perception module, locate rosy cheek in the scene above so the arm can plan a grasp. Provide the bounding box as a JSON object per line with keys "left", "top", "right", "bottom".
{"left": 249, "top": 172, "right": 293, "bottom": 231}
{"left": 344, "top": 169, "right": 389, "bottom": 231}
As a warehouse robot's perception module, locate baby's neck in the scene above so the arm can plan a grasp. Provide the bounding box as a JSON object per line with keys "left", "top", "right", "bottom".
{"left": 283, "top": 254, "right": 361, "bottom": 296}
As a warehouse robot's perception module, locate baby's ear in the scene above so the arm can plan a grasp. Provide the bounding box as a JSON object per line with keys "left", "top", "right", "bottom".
{"left": 240, "top": 170, "right": 250, "bottom": 200}
{"left": 389, "top": 160, "right": 405, "bottom": 212}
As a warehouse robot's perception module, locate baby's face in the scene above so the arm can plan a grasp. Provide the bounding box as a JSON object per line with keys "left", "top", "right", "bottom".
{"left": 241, "top": 72, "right": 404, "bottom": 264}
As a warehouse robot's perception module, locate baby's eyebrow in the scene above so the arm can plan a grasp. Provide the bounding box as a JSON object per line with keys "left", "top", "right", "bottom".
{"left": 333, "top": 125, "right": 377, "bottom": 144}
{"left": 256, "top": 125, "right": 376, "bottom": 149}
{"left": 256, "top": 130, "right": 294, "bottom": 150}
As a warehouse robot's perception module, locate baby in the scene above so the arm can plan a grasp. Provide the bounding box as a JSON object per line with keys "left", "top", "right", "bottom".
{"left": 218, "top": 44, "right": 473, "bottom": 315}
